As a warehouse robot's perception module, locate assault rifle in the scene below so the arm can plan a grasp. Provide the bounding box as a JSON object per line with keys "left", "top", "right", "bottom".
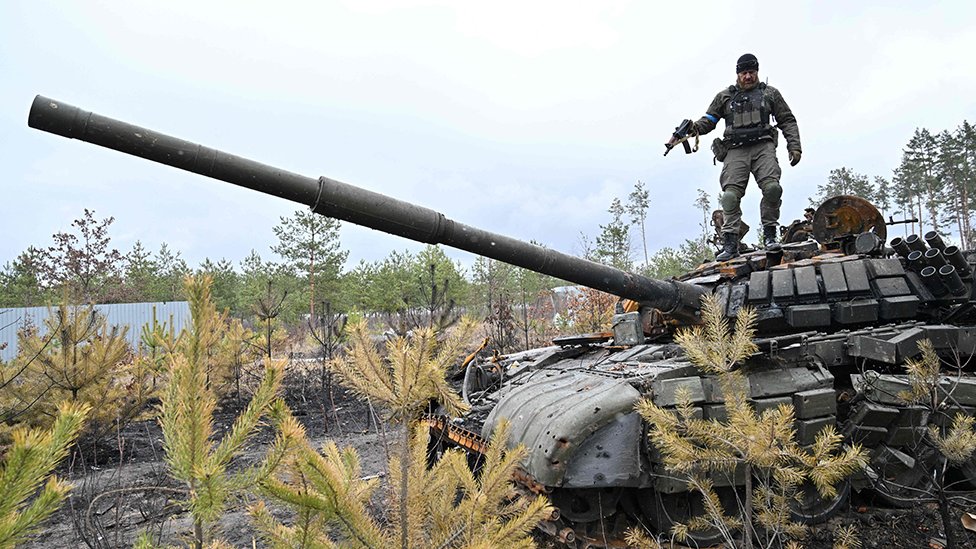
{"left": 664, "top": 119, "right": 696, "bottom": 156}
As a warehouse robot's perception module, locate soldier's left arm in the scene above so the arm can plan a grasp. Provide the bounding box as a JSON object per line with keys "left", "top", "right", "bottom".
{"left": 768, "top": 86, "right": 801, "bottom": 153}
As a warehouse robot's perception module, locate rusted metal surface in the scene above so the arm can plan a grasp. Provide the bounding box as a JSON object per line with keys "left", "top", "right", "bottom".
{"left": 812, "top": 194, "right": 887, "bottom": 244}
{"left": 420, "top": 415, "right": 489, "bottom": 455}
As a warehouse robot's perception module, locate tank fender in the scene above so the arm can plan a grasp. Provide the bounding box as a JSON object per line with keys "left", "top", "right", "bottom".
{"left": 482, "top": 371, "right": 641, "bottom": 487}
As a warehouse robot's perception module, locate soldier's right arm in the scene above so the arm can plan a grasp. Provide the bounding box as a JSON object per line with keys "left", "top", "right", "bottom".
{"left": 691, "top": 91, "right": 728, "bottom": 136}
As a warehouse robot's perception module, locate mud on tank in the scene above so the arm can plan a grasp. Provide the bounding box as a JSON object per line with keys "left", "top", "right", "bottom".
{"left": 26, "top": 96, "right": 976, "bottom": 548}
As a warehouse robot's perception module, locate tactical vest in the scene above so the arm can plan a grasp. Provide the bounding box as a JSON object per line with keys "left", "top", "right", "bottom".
{"left": 725, "top": 83, "right": 773, "bottom": 147}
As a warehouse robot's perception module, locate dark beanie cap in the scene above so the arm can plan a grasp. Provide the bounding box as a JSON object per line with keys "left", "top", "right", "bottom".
{"left": 736, "top": 53, "right": 759, "bottom": 73}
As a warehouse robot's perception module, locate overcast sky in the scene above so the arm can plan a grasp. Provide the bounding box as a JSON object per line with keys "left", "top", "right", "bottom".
{"left": 2, "top": 1, "right": 975, "bottom": 275}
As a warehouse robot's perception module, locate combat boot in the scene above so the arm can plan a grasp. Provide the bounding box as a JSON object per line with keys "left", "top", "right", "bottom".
{"left": 715, "top": 232, "right": 740, "bottom": 261}
{"left": 763, "top": 225, "right": 782, "bottom": 251}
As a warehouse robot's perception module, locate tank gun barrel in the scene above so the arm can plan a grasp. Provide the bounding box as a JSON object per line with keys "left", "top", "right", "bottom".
{"left": 28, "top": 95, "right": 704, "bottom": 321}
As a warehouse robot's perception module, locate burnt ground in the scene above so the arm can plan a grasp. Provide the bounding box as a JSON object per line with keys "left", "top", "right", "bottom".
{"left": 805, "top": 495, "right": 976, "bottom": 549}
{"left": 30, "top": 375, "right": 393, "bottom": 549}
{"left": 26, "top": 376, "right": 976, "bottom": 549}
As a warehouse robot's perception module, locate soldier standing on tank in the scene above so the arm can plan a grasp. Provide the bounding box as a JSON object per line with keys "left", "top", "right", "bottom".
{"left": 690, "top": 53, "right": 802, "bottom": 261}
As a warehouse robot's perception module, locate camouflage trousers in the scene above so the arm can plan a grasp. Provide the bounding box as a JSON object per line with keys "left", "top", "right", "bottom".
{"left": 719, "top": 140, "right": 782, "bottom": 235}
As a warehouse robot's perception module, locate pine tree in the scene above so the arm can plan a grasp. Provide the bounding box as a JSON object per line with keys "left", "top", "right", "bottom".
{"left": 0, "top": 247, "right": 48, "bottom": 308}
{"left": 0, "top": 401, "right": 88, "bottom": 548}
{"left": 641, "top": 239, "right": 714, "bottom": 280}
{"left": 809, "top": 167, "right": 876, "bottom": 207}
{"left": 406, "top": 246, "right": 466, "bottom": 332}
{"left": 873, "top": 176, "right": 892, "bottom": 217}
{"left": 634, "top": 295, "right": 866, "bottom": 547}
{"left": 252, "top": 318, "right": 552, "bottom": 548}
{"left": 695, "top": 189, "right": 712, "bottom": 251}
{"left": 196, "top": 257, "right": 240, "bottom": 315}
{"left": 898, "top": 128, "right": 943, "bottom": 235}
{"left": 122, "top": 240, "right": 158, "bottom": 303}
{"left": 896, "top": 339, "right": 976, "bottom": 549}
{"left": 272, "top": 209, "right": 348, "bottom": 319}
{"left": 152, "top": 243, "right": 191, "bottom": 302}
{"left": 158, "top": 275, "right": 296, "bottom": 549}
{"left": 627, "top": 180, "right": 650, "bottom": 267}
{"left": 9, "top": 299, "right": 150, "bottom": 439}
{"left": 594, "top": 198, "right": 632, "bottom": 270}
{"left": 956, "top": 121, "right": 976, "bottom": 246}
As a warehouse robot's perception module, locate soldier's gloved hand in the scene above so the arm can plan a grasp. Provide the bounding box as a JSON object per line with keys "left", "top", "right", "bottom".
{"left": 789, "top": 149, "right": 802, "bottom": 166}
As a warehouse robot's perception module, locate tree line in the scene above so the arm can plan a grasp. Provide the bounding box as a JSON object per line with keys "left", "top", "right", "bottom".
{"left": 0, "top": 208, "right": 564, "bottom": 353}
{"left": 809, "top": 120, "right": 976, "bottom": 247}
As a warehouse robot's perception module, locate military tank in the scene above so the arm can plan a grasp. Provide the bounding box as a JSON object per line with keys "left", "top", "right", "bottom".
{"left": 28, "top": 96, "right": 976, "bottom": 548}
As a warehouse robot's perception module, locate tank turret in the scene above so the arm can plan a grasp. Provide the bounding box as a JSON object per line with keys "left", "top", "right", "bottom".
{"left": 28, "top": 95, "right": 976, "bottom": 548}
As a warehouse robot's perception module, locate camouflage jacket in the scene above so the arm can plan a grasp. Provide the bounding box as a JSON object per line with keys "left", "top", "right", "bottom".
{"left": 693, "top": 83, "right": 801, "bottom": 152}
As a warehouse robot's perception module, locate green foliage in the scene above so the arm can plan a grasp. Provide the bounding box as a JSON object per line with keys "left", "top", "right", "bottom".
{"left": 116, "top": 241, "right": 193, "bottom": 304}
{"left": 634, "top": 295, "right": 866, "bottom": 547}
{"left": 385, "top": 421, "right": 552, "bottom": 549}
{"left": 271, "top": 209, "right": 349, "bottom": 318}
{"left": 800, "top": 120, "right": 975, "bottom": 248}
{"left": 593, "top": 197, "right": 632, "bottom": 270}
{"left": 345, "top": 246, "right": 468, "bottom": 334}
{"left": 196, "top": 257, "right": 239, "bottom": 314}
{"left": 899, "top": 128, "right": 943, "bottom": 235}
{"left": 159, "top": 275, "right": 297, "bottom": 548}
{"left": 250, "top": 431, "right": 385, "bottom": 548}
{"left": 0, "top": 401, "right": 89, "bottom": 548}
{"left": 150, "top": 243, "right": 193, "bottom": 302}
{"left": 139, "top": 306, "right": 183, "bottom": 379}
{"left": 809, "top": 167, "right": 877, "bottom": 208}
{"left": 0, "top": 247, "right": 50, "bottom": 308}
{"left": 641, "top": 239, "right": 713, "bottom": 280}
{"left": 627, "top": 180, "right": 651, "bottom": 266}
{"left": 219, "top": 318, "right": 262, "bottom": 401}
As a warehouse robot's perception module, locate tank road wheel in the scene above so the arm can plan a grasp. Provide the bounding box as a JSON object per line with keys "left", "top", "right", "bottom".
{"left": 640, "top": 488, "right": 740, "bottom": 547}
{"left": 789, "top": 479, "right": 851, "bottom": 524}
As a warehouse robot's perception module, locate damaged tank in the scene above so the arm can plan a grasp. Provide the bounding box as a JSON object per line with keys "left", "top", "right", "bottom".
{"left": 28, "top": 96, "right": 976, "bottom": 548}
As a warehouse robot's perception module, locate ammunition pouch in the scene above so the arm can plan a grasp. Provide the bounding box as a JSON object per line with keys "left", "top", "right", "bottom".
{"left": 729, "top": 126, "right": 774, "bottom": 148}
{"left": 711, "top": 138, "right": 729, "bottom": 163}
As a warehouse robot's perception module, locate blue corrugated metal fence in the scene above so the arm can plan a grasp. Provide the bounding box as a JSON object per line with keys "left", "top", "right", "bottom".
{"left": 0, "top": 301, "right": 191, "bottom": 361}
